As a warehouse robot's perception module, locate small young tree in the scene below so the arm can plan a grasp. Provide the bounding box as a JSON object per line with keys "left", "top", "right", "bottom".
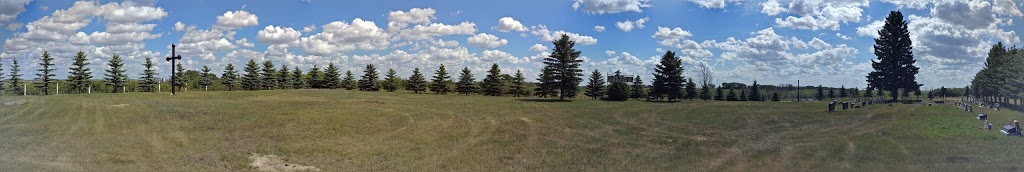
{"left": 67, "top": 51, "right": 92, "bottom": 94}
{"left": 700, "top": 84, "right": 711, "bottom": 101}
{"left": 481, "top": 64, "right": 504, "bottom": 96}
{"left": 828, "top": 88, "right": 836, "bottom": 99}
{"left": 816, "top": 85, "right": 825, "bottom": 101}
{"left": 382, "top": 68, "right": 400, "bottom": 92}
{"left": 261, "top": 61, "right": 276, "bottom": 90}
{"left": 198, "top": 65, "right": 213, "bottom": 90}
{"left": 174, "top": 63, "right": 186, "bottom": 91}
{"left": 534, "top": 67, "right": 556, "bottom": 98}
{"left": 8, "top": 59, "right": 21, "bottom": 94}
{"left": 509, "top": 70, "right": 528, "bottom": 97}
{"left": 749, "top": 80, "right": 761, "bottom": 101}
{"left": 221, "top": 64, "right": 239, "bottom": 91}
{"left": 307, "top": 66, "right": 323, "bottom": 88}
{"left": 715, "top": 86, "right": 724, "bottom": 101}
{"left": 242, "top": 59, "right": 261, "bottom": 90}
{"left": 772, "top": 92, "right": 781, "bottom": 101}
{"left": 685, "top": 78, "right": 697, "bottom": 100}
{"left": 455, "top": 67, "right": 476, "bottom": 95}
{"left": 291, "top": 67, "right": 305, "bottom": 89}
{"left": 337, "top": 68, "right": 352, "bottom": 90}
{"left": 584, "top": 69, "right": 605, "bottom": 99}
{"left": 631, "top": 76, "right": 646, "bottom": 100}
{"left": 36, "top": 51, "right": 56, "bottom": 95}
{"left": 726, "top": 88, "right": 737, "bottom": 101}
{"left": 104, "top": 55, "right": 127, "bottom": 93}
{"left": 740, "top": 90, "right": 748, "bottom": 101}
{"left": 139, "top": 58, "right": 159, "bottom": 92}
{"left": 430, "top": 64, "right": 452, "bottom": 94}
{"left": 358, "top": 64, "right": 380, "bottom": 91}
{"left": 405, "top": 68, "right": 428, "bottom": 93}
{"left": 277, "top": 65, "right": 290, "bottom": 89}
{"left": 325, "top": 64, "right": 342, "bottom": 89}
{"left": 927, "top": 90, "right": 934, "bottom": 100}
{"left": 839, "top": 85, "right": 847, "bottom": 99}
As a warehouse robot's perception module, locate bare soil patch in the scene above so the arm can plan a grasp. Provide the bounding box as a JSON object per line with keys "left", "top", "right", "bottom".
{"left": 249, "top": 154, "right": 320, "bottom": 171}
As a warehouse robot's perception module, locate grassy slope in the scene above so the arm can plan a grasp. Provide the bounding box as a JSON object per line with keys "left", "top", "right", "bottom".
{"left": 0, "top": 89, "right": 1021, "bottom": 171}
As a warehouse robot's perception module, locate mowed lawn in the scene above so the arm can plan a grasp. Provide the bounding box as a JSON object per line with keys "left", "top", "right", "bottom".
{"left": 0, "top": 89, "right": 1022, "bottom": 171}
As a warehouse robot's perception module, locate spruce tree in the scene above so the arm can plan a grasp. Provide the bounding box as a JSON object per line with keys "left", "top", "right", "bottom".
{"left": 36, "top": 51, "right": 56, "bottom": 95}
{"left": 139, "top": 58, "right": 159, "bottom": 92}
{"left": 406, "top": 68, "right": 428, "bottom": 93}
{"left": 631, "top": 76, "right": 646, "bottom": 100}
{"left": 715, "top": 86, "right": 724, "bottom": 101}
{"left": 481, "top": 64, "right": 504, "bottom": 96}
{"left": 291, "top": 67, "right": 305, "bottom": 89}
{"left": 278, "top": 65, "right": 290, "bottom": 89}
{"left": 584, "top": 69, "right": 605, "bottom": 99}
{"left": 9, "top": 59, "right": 21, "bottom": 95}
{"left": 651, "top": 51, "right": 685, "bottom": 102}
{"left": 607, "top": 80, "right": 630, "bottom": 101}
{"left": 261, "top": 60, "right": 276, "bottom": 90}
{"left": 864, "top": 87, "right": 874, "bottom": 99}
{"left": 926, "top": 90, "right": 933, "bottom": 100}
{"left": 816, "top": 85, "right": 825, "bottom": 100}
{"left": 772, "top": 92, "right": 781, "bottom": 101}
{"left": 828, "top": 88, "right": 836, "bottom": 99}
{"left": 510, "top": 70, "right": 528, "bottom": 97}
{"left": 242, "top": 59, "right": 261, "bottom": 90}
{"left": 382, "top": 68, "right": 400, "bottom": 92}
{"left": 867, "top": 11, "right": 920, "bottom": 102}
{"left": 839, "top": 85, "right": 847, "bottom": 98}
{"left": 307, "top": 66, "right": 323, "bottom": 88}
{"left": 700, "top": 84, "right": 711, "bottom": 101}
{"left": 534, "top": 66, "right": 556, "bottom": 98}
{"left": 67, "top": 51, "right": 92, "bottom": 94}
{"left": 540, "top": 34, "right": 584, "bottom": 100}
{"left": 430, "top": 64, "right": 452, "bottom": 94}
{"left": 104, "top": 55, "right": 127, "bottom": 93}
{"left": 685, "top": 78, "right": 697, "bottom": 100}
{"left": 726, "top": 88, "right": 737, "bottom": 101}
{"left": 455, "top": 67, "right": 476, "bottom": 95}
{"left": 174, "top": 63, "right": 186, "bottom": 91}
{"left": 221, "top": 64, "right": 239, "bottom": 91}
{"left": 747, "top": 80, "right": 760, "bottom": 101}
{"left": 198, "top": 65, "right": 213, "bottom": 90}
{"left": 740, "top": 90, "right": 747, "bottom": 101}
{"left": 358, "top": 64, "right": 380, "bottom": 91}
{"left": 324, "top": 64, "right": 342, "bottom": 89}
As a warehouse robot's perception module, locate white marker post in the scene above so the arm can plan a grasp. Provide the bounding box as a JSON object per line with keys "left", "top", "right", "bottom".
{"left": 56, "top": 83, "right": 59, "bottom": 95}
{"left": 88, "top": 86, "right": 91, "bottom": 94}
{"left": 23, "top": 84, "right": 27, "bottom": 96}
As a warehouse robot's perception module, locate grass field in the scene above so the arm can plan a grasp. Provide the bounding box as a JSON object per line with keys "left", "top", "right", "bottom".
{"left": 1, "top": 89, "right": 1022, "bottom": 171}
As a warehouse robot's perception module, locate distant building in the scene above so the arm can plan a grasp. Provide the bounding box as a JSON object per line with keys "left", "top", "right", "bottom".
{"left": 608, "top": 73, "right": 634, "bottom": 84}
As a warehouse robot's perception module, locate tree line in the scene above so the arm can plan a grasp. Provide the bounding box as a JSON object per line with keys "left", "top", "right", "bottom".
{"left": 970, "top": 42, "right": 1024, "bottom": 108}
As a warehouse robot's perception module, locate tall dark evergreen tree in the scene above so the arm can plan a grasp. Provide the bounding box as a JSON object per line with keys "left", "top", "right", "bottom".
{"left": 261, "top": 61, "right": 276, "bottom": 90}
{"left": 631, "top": 76, "right": 646, "bottom": 100}
{"left": 816, "top": 85, "right": 825, "bottom": 100}
{"left": 277, "top": 65, "right": 290, "bottom": 89}
{"left": 726, "top": 88, "right": 738, "bottom": 101}
{"left": 337, "top": 68, "right": 352, "bottom": 90}
{"left": 828, "top": 88, "right": 836, "bottom": 99}
{"left": 864, "top": 87, "right": 874, "bottom": 99}
{"left": 748, "top": 80, "right": 761, "bottom": 101}
{"left": 325, "top": 64, "right": 342, "bottom": 89}
{"left": 307, "top": 66, "right": 323, "bottom": 88}
{"left": 291, "top": 67, "right": 305, "bottom": 89}
{"left": 67, "top": 51, "right": 92, "bottom": 94}
{"left": 139, "top": 58, "right": 159, "bottom": 92}
{"left": 198, "top": 65, "right": 213, "bottom": 90}
{"left": 509, "top": 70, "right": 528, "bottom": 97}
{"left": 584, "top": 69, "right": 606, "bottom": 99}
{"left": 382, "top": 68, "right": 400, "bottom": 92}
{"left": 714, "top": 86, "right": 724, "bottom": 101}
{"left": 406, "top": 68, "right": 428, "bottom": 93}
{"left": 772, "top": 92, "right": 781, "bottom": 101}
{"left": 685, "top": 78, "right": 697, "bottom": 100}
{"left": 221, "top": 64, "right": 239, "bottom": 91}
{"left": 700, "top": 84, "right": 711, "bottom": 101}
{"left": 36, "top": 51, "right": 56, "bottom": 95}
{"left": 430, "top": 64, "right": 452, "bottom": 94}
{"left": 242, "top": 59, "right": 261, "bottom": 90}
{"left": 839, "top": 85, "right": 847, "bottom": 98}
{"left": 104, "top": 55, "right": 127, "bottom": 93}
{"left": 481, "top": 64, "right": 504, "bottom": 96}
{"left": 866, "top": 11, "right": 920, "bottom": 102}
{"left": 534, "top": 66, "right": 557, "bottom": 98}
{"left": 540, "top": 34, "right": 584, "bottom": 100}
{"left": 8, "top": 59, "right": 20, "bottom": 94}
{"left": 455, "top": 67, "right": 476, "bottom": 95}
{"left": 651, "top": 51, "right": 685, "bottom": 102}
{"left": 358, "top": 64, "right": 380, "bottom": 91}
{"left": 740, "top": 90, "right": 748, "bottom": 101}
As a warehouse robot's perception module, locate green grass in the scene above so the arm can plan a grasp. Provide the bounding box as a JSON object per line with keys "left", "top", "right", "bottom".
{"left": 0, "top": 89, "right": 1022, "bottom": 171}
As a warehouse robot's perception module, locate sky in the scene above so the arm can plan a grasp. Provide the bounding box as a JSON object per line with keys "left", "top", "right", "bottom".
{"left": 0, "top": 0, "right": 1021, "bottom": 89}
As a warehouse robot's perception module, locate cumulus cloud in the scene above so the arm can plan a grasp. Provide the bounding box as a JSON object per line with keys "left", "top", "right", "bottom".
{"left": 298, "top": 18, "right": 391, "bottom": 56}
{"left": 215, "top": 10, "right": 259, "bottom": 29}
{"left": 760, "top": 0, "right": 786, "bottom": 16}
{"left": 529, "top": 44, "right": 548, "bottom": 52}
{"left": 257, "top": 25, "right": 301, "bottom": 45}
{"left": 395, "top": 22, "right": 477, "bottom": 41}
{"left": 572, "top": 0, "right": 651, "bottom": 14}
{"left": 855, "top": 19, "right": 884, "bottom": 38}
{"left": 688, "top": 0, "right": 741, "bottom": 9}
{"left": 0, "top": 0, "right": 33, "bottom": 28}
{"left": 769, "top": 0, "right": 868, "bottom": 31}
{"left": 775, "top": 16, "right": 839, "bottom": 31}
{"left": 594, "top": 25, "right": 606, "bottom": 32}
{"left": 615, "top": 17, "right": 648, "bottom": 32}
{"left": 467, "top": 33, "right": 508, "bottom": 48}
{"left": 495, "top": 17, "right": 527, "bottom": 32}
{"left": 387, "top": 7, "right": 436, "bottom": 29}
{"left": 530, "top": 25, "right": 598, "bottom": 45}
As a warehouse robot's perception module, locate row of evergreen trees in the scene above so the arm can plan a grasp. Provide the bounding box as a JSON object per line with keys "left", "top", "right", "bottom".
{"left": 971, "top": 42, "right": 1024, "bottom": 107}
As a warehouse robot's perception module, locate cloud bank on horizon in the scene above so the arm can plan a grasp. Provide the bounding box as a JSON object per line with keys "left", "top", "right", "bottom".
{"left": 0, "top": 0, "right": 1021, "bottom": 88}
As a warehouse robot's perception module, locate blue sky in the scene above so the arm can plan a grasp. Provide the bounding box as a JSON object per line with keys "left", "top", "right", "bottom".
{"left": 1, "top": 0, "right": 1022, "bottom": 89}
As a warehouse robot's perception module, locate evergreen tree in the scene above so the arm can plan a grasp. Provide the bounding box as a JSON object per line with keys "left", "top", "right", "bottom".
{"left": 139, "top": 58, "right": 159, "bottom": 92}
{"left": 584, "top": 69, "right": 605, "bottom": 99}
{"left": 221, "top": 64, "right": 239, "bottom": 91}
{"left": 864, "top": 87, "right": 874, "bottom": 99}
{"left": 382, "top": 68, "right": 400, "bottom": 92}
{"left": 406, "top": 68, "right": 428, "bottom": 93}
{"left": 455, "top": 67, "right": 476, "bottom": 95}
{"left": 324, "top": 64, "right": 342, "bottom": 89}
{"left": 839, "top": 85, "right": 847, "bottom": 98}
{"left": 685, "top": 78, "right": 697, "bottom": 100}
{"left": 291, "top": 67, "right": 305, "bottom": 89}
{"left": 926, "top": 91, "right": 934, "bottom": 100}
{"left": 174, "top": 63, "right": 186, "bottom": 91}
{"left": 651, "top": 51, "right": 685, "bottom": 102}
{"left": 816, "top": 85, "right": 825, "bottom": 100}
{"left": 539, "top": 34, "right": 584, "bottom": 100}
{"left": 772, "top": 92, "right": 781, "bottom": 101}
{"left": 358, "top": 64, "right": 380, "bottom": 91}
{"left": 748, "top": 80, "right": 761, "bottom": 101}
{"left": 510, "top": 70, "right": 528, "bottom": 97}
{"left": 481, "top": 64, "right": 504, "bottom": 96}
{"left": 631, "top": 76, "right": 646, "bottom": 100}
{"left": 726, "top": 88, "right": 737, "bottom": 101}
{"left": 277, "top": 65, "right": 290, "bottom": 89}
{"left": 740, "top": 90, "right": 748, "bottom": 101}
{"left": 430, "top": 64, "right": 452, "bottom": 94}
{"left": 828, "top": 88, "right": 836, "bottom": 99}
{"left": 867, "top": 11, "right": 920, "bottom": 102}
{"left": 36, "top": 51, "right": 56, "bottom": 95}
{"left": 261, "top": 61, "right": 276, "bottom": 90}
{"left": 307, "top": 66, "right": 323, "bottom": 88}
{"left": 715, "top": 86, "right": 724, "bottom": 101}
{"left": 913, "top": 89, "right": 922, "bottom": 101}
{"left": 700, "top": 84, "right": 711, "bottom": 101}
{"left": 103, "top": 55, "right": 127, "bottom": 93}
{"left": 534, "top": 66, "right": 557, "bottom": 98}
{"left": 198, "top": 65, "right": 213, "bottom": 90}
{"left": 8, "top": 59, "right": 20, "bottom": 94}
{"left": 67, "top": 51, "right": 92, "bottom": 94}
{"left": 607, "top": 80, "right": 629, "bottom": 101}
{"left": 242, "top": 59, "right": 261, "bottom": 90}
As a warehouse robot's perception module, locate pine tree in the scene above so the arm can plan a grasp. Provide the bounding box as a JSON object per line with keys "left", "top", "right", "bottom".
{"left": 651, "top": 51, "right": 685, "bottom": 102}
{"left": 772, "top": 92, "right": 781, "bottom": 101}
{"left": 278, "top": 65, "right": 290, "bottom": 89}
{"left": 406, "top": 68, "right": 428, "bottom": 93}
{"left": 839, "top": 85, "right": 847, "bottom": 98}
{"left": 740, "top": 90, "right": 748, "bottom": 101}
{"left": 828, "top": 88, "right": 836, "bottom": 99}
{"left": 816, "top": 85, "right": 825, "bottom": 100}
{"left": 455, "top": 67, "right": 476, "bottom": 95}
{"left": 864, "top": 87, "right": 874, "bottom": 99}
{"left": 726, "top": 88, "right": 737, "bottom": 101}
{"left": 36, "top": 51, "right": 56, "bottom": 95}
{"left": 685, "top": 78, "right": 697, "bottom": 100}
{"left": 431, "top": 64, "right": 452, "bottom": 94}
{"left": 7, "top": 59, "right": 18, "bottom": 94}
{"left": 139, "top": 58, "right": 159, "bottom": 92}
{"left": 481, "top": 64, "right": 504, "bottom": 96}
{"left": 358, "top": 64, "right": 380, "bottom": 91}
{"left": 104, "top": 55, "right": 127, "bottom": 93}
{"left": 325, "top": 64, "right": 342, "bottom": 89}
{"left": 749, "top": 80, "right": 760, "bottom": 101}
{"left": 534, "top": 66, "right": 556, "bottom": 98}
{"left": 382, "top": 68, "right": 400, "bottom": 92}
{"left": 174, "top": 63, "right": 186, "bottom": 91}
{"left": 221, "top": 64, "right": 239, "bottom": 91}
{"left": 510, "top": 70, "right": 528, "bottom": 97}
{"left": 261, "top": 61, "right": 276, "bottom": 90}
{"left": 607, "top": 79, "right": 629, "bottom": 101}
{"left": 198, "top": 65, "right": 213, "bottom": 90}
{"left": 291, "top": 67, "right": 305, "bottom": 89}
{"left": 700, "top": 84, "right": 711, "bottom": 101}
{"left": 715, "top": 86, "right": 724, "bottom": 101}
{"left": 926, "top": 90, "right": 933, "bottom": 100}
{"left": 67, "top": 51, "right": 92, "bottom": 94}
{"left": 307, "top": 66, "right": 323, "bottom": 88}
{"left": 631, "top": 76, "right": 646, "bottom": 100}
{"left": 540, "top": 34, "right": 584, "bottom": 100}
{"left": 584, "top": 69, "right": 605, "bottom": 99}
{"left": 242, "top": 59, "right": 261, "bottom": 90}
{"left": 867, "top": 11, "right": 920, "bottom": 102}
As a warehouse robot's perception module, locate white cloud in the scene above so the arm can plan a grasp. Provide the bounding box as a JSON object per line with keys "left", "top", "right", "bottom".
{"left": 835, "top": 33, "right": 852, "bottom": 40}
{"left": 808, "top": 37, "right": 831, "bottom": 49}
{"left": 572, "top": 0, "right": 651, "bottom": 14}
{"left": 652, "top": 27, "right": 693, "bottom": 48}
{"left": 594, "top": 25, "right": 606, "bottom": 32}
{"left": 760, "top": 0, "right": 786, "bottom": 16}
{"left": 387, "top": 8, "right": 436, "bottom": 29}
{"left": 0, "top": 0, "right": 33, "bottom": 27}
{"left": 993, "top": 0, "right": 1023, "bottom": 17}
{"left": 931, "top": 0, "right": 998, "bottom": 30}
{"left": 688, "top": 0, "right": 741, "bottom": 9}
{"left": 395, "top": 22, "right": 477, "bottom": 41}
{"left": 530, "top": 25, "right": 598, "bottom": 45}
{"left": 529, "top": 44, "right": 548, "bottom": 53}
{"left": 215, "top": 10, "right": 259, "bottom": 29}
{"left": 855, "top": 19, "right": 884, "bottom": 38}
{"left": 775, "top": 16, "right": 839, "bottom": 31}
{"left": 298, "top": 18, "right": 391, "bottom": 56}
{"left": 615, "top": 17, "right": 648, "bottom": 32}
{"left": 495, "top": 17, "right": 527, "bottom": 32}
{"left": 257, "top": 25, "right": 301, "bottom": 45}
{"left": 302, "top": 24, "right": 317, "bottom": 33}
{"left": 467, "top": 33, "right": 508, "bottom": 48}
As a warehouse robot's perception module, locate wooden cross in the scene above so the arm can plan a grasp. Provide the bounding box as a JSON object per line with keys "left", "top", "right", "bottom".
{"left": 166, "top": 44, "right": 183, "bottom": 95}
